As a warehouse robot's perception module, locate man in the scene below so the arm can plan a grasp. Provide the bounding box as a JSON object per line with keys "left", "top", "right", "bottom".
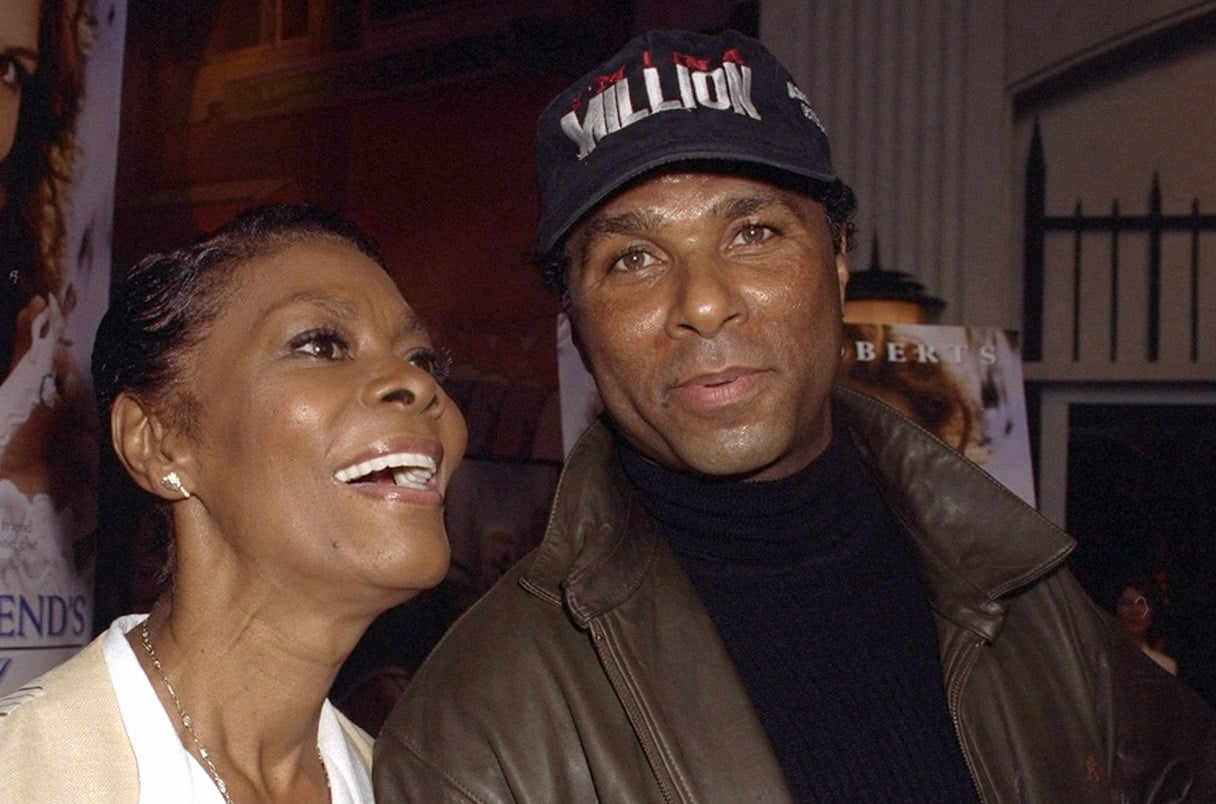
{"left": 376, "top": 29, "right": 1216, "bottom": 803}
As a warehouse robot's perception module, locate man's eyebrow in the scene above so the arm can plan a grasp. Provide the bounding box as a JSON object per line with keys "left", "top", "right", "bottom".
{"left": 584, "top": 192, "right": 805, "bottom": 239}
{"left": 573, "top": 189, "right": 813, "bottom": 264}
{"left": 712, "top": 192, "right": 806, "bottom": 221}
{"left": 579, "top": 209, "right": 661, "bottom": 242}
{"left": 572, "top": 209, "right": 661, "bottom": 267}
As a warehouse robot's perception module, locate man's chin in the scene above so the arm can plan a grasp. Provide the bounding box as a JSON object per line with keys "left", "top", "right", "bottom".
{"left": 665, "top": 441, "right": 792, "bottom": 481}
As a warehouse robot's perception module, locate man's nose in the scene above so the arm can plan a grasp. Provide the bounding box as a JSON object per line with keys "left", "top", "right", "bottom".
{"left": 667, "top": 258, "right": 744, "bottom": 339}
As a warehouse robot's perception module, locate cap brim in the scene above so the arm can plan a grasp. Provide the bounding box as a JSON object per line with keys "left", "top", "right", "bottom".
{"left": 538, "top": 143, "right": 837, "bottom": 253}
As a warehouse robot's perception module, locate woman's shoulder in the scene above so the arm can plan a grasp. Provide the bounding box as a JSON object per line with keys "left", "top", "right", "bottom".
{"left": 0, "top": 634, "right": 111, "bottom": 721}
{"left": 0, "top": 634, "right": 139, "bottom": 800}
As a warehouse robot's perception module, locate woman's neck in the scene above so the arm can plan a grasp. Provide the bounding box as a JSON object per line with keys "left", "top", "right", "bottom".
{"left": 129, "top": 592, "right": 367, "bottom": 801}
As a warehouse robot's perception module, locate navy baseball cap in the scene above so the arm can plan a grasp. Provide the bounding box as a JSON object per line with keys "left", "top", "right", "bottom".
{"left": 535, "top": 28, "right": 837, "bottom": 253}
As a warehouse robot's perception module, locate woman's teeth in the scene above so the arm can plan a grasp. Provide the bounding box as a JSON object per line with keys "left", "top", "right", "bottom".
{"left": 334, "top": 453, "right": 437, "bottom": 488}
{"left": 392, "top": 468, "right": 433, "bottom": 489}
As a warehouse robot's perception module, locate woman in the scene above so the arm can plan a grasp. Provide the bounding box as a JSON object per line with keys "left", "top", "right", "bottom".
{"left": 0, "top": 204, "right": 468, "bottom": 802}
{"left": 1115, "top": 579, "right": 1179, "bottom": 676}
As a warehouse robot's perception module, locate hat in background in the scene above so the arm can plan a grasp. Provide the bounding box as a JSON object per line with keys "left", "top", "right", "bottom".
{"left": 535, "top": 28, "right": 836, "bottom": 253}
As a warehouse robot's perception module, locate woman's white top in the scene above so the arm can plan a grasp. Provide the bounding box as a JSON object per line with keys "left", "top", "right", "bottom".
{"left": 102, "top": 614, "right": 373, "bottom": 803}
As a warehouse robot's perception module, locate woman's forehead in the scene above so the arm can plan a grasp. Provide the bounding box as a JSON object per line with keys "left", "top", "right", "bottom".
{"left": 218, "top": 239, "right": 413, "bottom": 330}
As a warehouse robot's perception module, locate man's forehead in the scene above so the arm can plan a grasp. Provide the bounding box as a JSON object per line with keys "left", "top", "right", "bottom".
{"left": 570, "top": 168, "right": 817, "bottom": 239}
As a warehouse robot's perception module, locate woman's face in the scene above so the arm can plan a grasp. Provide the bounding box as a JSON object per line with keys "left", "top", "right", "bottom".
{"left": 175, "top": 239, "right": 467, "bottom": 606}
{"left": 0, "top": 0, "right": 40, "bottom": 162}
{"left": 1115, "top": 586, "right": 1152, "bottom": 640}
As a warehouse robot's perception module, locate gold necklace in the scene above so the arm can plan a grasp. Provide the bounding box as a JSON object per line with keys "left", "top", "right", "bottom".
{"left": 140, "top": 619, "right": 234, "bottom": 803}
{"left": 139, "top": 619, "right": 330, "bottom": 802}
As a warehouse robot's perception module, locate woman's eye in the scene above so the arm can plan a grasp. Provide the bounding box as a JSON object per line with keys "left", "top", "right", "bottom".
{"left": 609, "top": 248, "right": 657, "bottom": 273}
{"left": 289, "top": 329, "right": 350, "bottom": 360}
{"left": 0, "top": 57, "right": 31, "bottom": 91}
{"left": 733, "top": 223, "right": 773, "bottom": 246}
{"left": 407, "top": 347, "right": 452, "bottom": 382}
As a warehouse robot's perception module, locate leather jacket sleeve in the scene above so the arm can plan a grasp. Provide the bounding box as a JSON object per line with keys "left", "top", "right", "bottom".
{"left": 946, "top": 563, "right": 1216, "bottom": 802}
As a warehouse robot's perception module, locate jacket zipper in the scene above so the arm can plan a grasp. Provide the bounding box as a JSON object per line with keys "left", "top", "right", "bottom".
{"left": 948, "top": 638, "right": 989, "bottom": 804}
{"left": 589, "top": 621, "right": 678, "bottom": 804}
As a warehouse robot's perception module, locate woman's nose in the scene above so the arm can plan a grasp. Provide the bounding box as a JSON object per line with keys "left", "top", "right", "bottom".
{"left": 364, "top": 358, "right": 442, "bottom": 416}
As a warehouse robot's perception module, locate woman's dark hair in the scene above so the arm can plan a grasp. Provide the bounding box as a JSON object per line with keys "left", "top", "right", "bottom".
{"left": 91, "top": 203, "right": 387, "bottom": 433}
{"left": 533, "top": 163, "right": 859, "bottom": 303}
{"left": 0, "top": 0, "right": 91, "bottom": 377}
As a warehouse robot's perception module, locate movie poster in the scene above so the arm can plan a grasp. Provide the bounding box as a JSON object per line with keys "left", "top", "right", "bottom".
{"left": 0, "top": 0, "right": 126, "bottom": 694}
{"left": 556, "top": 317, "right": 1036, "bottom": 507}
{"left": 838, "top": 323, "right": 1036, "bottom": 506}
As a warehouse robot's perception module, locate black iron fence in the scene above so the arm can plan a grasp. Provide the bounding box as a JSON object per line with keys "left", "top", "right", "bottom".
{"left": 1023, "top": 123, "right": 1216, "bottom": 364}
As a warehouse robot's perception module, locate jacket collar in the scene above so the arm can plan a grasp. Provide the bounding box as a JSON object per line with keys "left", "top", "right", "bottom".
{"left": 524, "top": 385, "right": 1075, "bottom": 641}
{"left": 833, "top": 385, "right": 1074, "bottom": 640}
{"left": 523, "top": 420, "right": 661, "bottom": 625}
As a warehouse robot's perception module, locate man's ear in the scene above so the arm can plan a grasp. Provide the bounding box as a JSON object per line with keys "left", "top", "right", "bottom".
{"left": 110, "top": 392, "right": 192, "bottom": 500}
{"left": 836, "top": 239, "right": 851, "bottom": 311}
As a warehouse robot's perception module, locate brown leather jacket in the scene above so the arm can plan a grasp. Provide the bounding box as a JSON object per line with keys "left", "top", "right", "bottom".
{"left": 375, "top": 386, "right": 1216, "bottom": 803}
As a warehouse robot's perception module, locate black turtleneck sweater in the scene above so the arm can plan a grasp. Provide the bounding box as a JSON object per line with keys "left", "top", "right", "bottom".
{"left": 617, "top": 426, "right": 978, "bottom": 803}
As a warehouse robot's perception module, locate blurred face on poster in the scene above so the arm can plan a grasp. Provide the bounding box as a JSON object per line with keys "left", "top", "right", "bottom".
{"left": 0, "top": 0, "right": 40, "bottom": 161}
{"left": 0, "top": 0, "right": 124, "bottom": 698}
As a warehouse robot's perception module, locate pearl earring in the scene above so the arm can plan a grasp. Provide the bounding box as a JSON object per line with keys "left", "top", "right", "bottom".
{"left": 161, "top": 471, "right": 190, "bottom": 499}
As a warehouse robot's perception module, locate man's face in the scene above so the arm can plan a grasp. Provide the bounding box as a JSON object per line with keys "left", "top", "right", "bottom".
{"left": 566, "top": 171, "right": 849, "bottom": 481}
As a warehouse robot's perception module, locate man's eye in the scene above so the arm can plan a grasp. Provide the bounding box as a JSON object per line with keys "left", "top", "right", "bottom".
{"left": 733, "top": 223, "right": 773, "bottom": 246}
{"left": 610, "top": 249, "right": 657, "bottom": 273}
{"left": 290, "top": 329, "right": 349, "bottom": 360}
{"left": 407, "top": 347, "right": 452, "bottom": 382}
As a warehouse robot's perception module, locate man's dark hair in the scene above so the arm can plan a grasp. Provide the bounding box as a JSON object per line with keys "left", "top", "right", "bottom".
{"left": 533, "top": 164, "right": 858, "bottom": 304}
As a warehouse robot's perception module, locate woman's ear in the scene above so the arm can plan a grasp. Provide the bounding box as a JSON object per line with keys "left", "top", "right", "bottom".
{"left": 110, "top": 392, "right": 192, "bottom": 500}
